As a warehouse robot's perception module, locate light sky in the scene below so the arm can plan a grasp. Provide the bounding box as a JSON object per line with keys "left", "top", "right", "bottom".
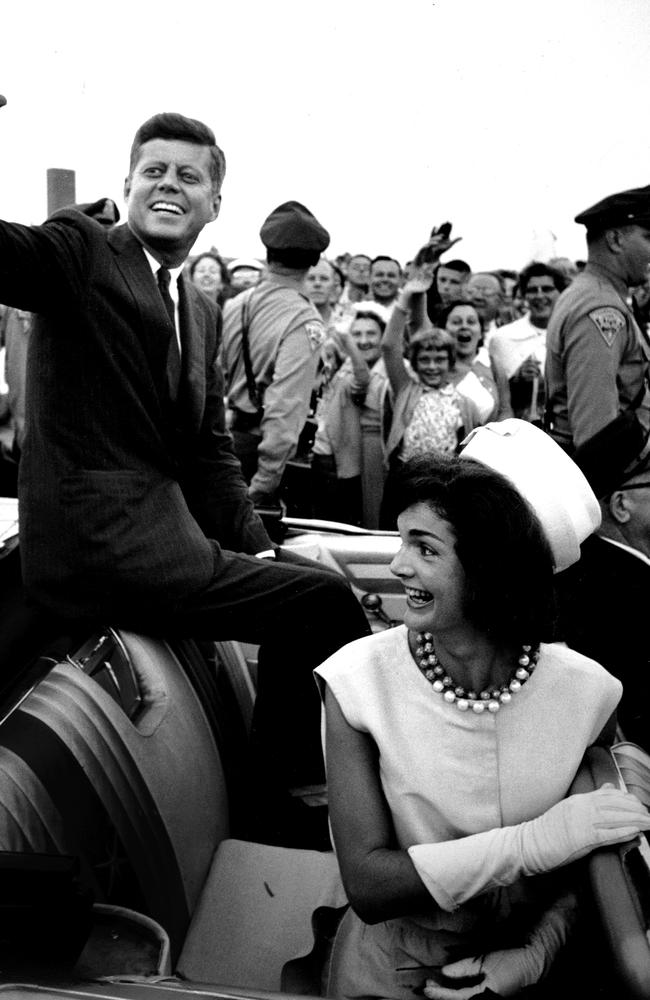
{"left": 2, "top": 0, "right": 650, "bottom": 271}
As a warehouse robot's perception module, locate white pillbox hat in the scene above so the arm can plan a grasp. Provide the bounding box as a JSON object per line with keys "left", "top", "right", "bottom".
{"left": 460, "top": 419, "right": 601, "bottom": 572}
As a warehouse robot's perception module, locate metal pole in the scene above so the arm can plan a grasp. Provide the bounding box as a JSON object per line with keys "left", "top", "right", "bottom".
{"left": 46, "top": 168, "right": 76, "bottom": 216}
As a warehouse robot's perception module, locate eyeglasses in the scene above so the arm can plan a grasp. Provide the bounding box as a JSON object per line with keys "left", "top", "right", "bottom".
{"left": 621, "top": 481, "right": 650, "bottom": 491}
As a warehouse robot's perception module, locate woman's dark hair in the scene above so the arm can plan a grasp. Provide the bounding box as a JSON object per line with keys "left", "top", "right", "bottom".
{"left": 189, "top": 252, "right": 230, "bottom": 306}
{"left": 408, "top": 327, "right": 456, "bottom": 370}
{"left": 518, "top": 261, "right": 568, "bottom": 296}
{"left": 393, "top": 452, "right": 556, "bottom": 643}
{"left": 190, "top": 251, "right": 229, "bottom": 284}
{"left": 435, "top": 299, "right": 485, "bottom": 333}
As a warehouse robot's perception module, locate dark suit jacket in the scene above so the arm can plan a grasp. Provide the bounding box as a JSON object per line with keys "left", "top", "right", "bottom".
{"left": 554, "top": 534, "right": 650, "bottom": 750}
{"left": 0, "top": 211, "right": 270, "bottom": 618}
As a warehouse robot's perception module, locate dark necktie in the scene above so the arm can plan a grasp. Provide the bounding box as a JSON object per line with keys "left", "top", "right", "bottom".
{"left": 157, "top": 266, "right": 181, "bottom": 401}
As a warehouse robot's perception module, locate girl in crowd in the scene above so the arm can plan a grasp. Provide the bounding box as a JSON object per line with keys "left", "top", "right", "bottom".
{"left": 380, "top": 274, "right": 481, "bottom": 526}
{"left": 316, "top": 421, "right": 650, "bottom": 999}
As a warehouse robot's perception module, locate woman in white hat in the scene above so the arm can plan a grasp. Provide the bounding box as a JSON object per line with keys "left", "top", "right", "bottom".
{"left": 315, "top": 420, "right": 650, "bottom": 999}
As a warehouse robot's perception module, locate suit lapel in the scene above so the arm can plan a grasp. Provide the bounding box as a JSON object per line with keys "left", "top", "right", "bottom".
{"left": 107, "top": 225, "right": 174, "bottom": 377}
{"left": 106, "top": 226, "right": 207, "bottom": 428}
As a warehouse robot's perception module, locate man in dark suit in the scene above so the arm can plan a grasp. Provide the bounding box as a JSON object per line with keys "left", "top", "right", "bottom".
{"left": 0, "top": 112, "right": 369, "bottom": 843}
{"left": 555, "top": 455, "right": 650, "bottom": 750}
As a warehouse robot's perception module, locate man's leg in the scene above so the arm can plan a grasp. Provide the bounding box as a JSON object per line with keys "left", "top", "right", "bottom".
{"left": 251, "top": 547, "right": 369, "bottom": 788}
{"left": 119, "top": 545, "right": 370, "bottom": 842}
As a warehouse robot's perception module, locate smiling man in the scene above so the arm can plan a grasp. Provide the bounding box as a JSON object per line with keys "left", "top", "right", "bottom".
{"left": 369, "top": 255, "right": 402, "bottom": 311}
{"left": 0, "top": 112, "right": 369, "bottom": 847}
{"left": 124, "top": 132, "right": 222, "bottom": 265}
{"left": 489, "top": 262, "right": 566, "bottom": 423}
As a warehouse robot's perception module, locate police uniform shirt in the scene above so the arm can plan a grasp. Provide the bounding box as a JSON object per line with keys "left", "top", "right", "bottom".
{"left": 221, "top": 278, "right": 324, "bottom": 497}
{"left": 545, "top": 261, "right": 650, "bottom": 449}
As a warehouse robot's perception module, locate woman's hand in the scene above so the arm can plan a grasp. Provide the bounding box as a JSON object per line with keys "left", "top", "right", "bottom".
{"left": 423, "top": 946, "right": 544, "bottom": 999}
{"left": 409, "top": 783, "right": 650, "bottom": 912}
{"left": 424, "top": 890, "right": 576, "bottom": 998}
{"left": 522, "top": 783, "right": 650, "bottom": 875}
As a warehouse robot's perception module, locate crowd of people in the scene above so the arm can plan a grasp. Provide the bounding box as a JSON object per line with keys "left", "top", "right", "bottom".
{"left": 2, "top": 108, "right": 650, "bottom": 998}
{"left": 3, "top": 197, "right": 650, "bottom": 535}
{"left": 153, "top": 213, "right": 649, "bottom": 536}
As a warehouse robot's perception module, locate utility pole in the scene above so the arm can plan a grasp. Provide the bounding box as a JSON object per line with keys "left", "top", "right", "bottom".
{"left": 47, "top": 168, "right": 76, "bottom": 216}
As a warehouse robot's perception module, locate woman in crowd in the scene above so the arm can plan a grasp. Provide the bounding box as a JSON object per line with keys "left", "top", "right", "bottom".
{"left": 189, "top": 251, "right": 230, "bottom": 307}
{"left": 311, "top": 304, "right": 388, "bottom": 527}
{"left": 316, "top": 420, "right": 650, "bottom": 999}
{"left": 380, "top": 274, "right": 481, "bottom": 526}
{"left": 438, "top": 299, "right": 510, "bottom": 422}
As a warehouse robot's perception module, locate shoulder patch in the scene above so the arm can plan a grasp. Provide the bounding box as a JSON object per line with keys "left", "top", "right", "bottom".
{"left": 588, "top": 307, "right": 626, "bottom": 347}
{"left": 304, "top": 320, "right": 325, "bottom": 352}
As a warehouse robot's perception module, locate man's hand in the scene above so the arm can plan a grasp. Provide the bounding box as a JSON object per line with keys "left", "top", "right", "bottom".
{"left": 514, "top": 355, "right": 542, "bottom": 382}
{"left": 413, "top": 226, "right": 463, "bottom": 273}
{"left": 333, "top": 327, "right": 356, "bottom": 357}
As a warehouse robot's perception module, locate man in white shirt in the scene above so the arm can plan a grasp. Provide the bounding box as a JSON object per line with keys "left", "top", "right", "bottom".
{"left": 489, "top": 263, "right": 566, "bottom": 423}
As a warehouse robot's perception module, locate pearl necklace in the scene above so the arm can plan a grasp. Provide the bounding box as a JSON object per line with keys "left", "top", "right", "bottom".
{"left": 414, "top": 632, "right": 539, "bottom": 714}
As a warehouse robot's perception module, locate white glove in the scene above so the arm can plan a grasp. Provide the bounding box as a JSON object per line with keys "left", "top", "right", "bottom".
{"left": 521, "top": 783, "right": 650, "bottom": 874}
{"left": 423, "top": 893, "right": 575, "bottom": 999}
{"left": 409, "top": 784, "right": 650, "bottom": 911}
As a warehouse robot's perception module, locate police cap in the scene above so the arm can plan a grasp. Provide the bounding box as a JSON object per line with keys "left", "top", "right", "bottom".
{"left": 260, "top": 201, "right": 330, "bottom": 253}
{"left": 575, "top": 185, "right": 650, "bottom": 232}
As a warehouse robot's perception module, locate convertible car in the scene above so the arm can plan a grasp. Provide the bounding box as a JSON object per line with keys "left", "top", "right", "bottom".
{"left": 0, "top": 502, "right": 649, "bottom": 998}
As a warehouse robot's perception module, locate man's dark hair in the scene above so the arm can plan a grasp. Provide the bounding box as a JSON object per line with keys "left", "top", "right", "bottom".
{"left": 393, "top": 453, "right": 556, "bottom": 643}
{"left": 370, "top": 255, "right": 402, "bottom": 273}
{"left": 129, "top": 112, "right": 226, "bottom": 192}
{"left": 266, "top": 248, "right": 320, "bottom": 271}
{"left": 518, "top": 261, "right": 567, "bottom": 296}
{"left": 353, "top": 308, "right": 387, "bottom": 335}
{"left": 438, "top": 259, "right": 471, "bottom": 275}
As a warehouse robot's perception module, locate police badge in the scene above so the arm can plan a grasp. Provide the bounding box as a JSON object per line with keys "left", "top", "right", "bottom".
{"left": 588, "top": 307, "right": 626, "bottom": 347}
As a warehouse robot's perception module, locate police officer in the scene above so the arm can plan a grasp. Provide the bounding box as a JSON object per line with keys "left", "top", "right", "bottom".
{"left": 222, "top": 201, "right": 328, "bottom": 509}
{"left": 545, "top": 185, "right": 650, "bottom": 474}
